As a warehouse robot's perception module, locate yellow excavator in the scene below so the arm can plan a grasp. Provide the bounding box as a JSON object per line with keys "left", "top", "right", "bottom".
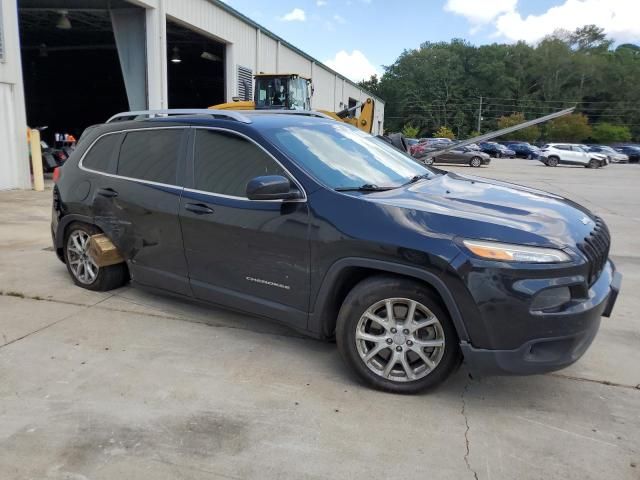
{"left": 209, "top": 73, "right": 376, "bottom": 133}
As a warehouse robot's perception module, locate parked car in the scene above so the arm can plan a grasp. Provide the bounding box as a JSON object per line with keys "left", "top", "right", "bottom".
{"left": 586, "top": 145, "right": 628, "bottom": 163}
{"left": 614, "top": 145, "right": 640, "bottom": 163}
{"left": 424, "top": 137, "right": 454, "bottom": 145}
{"left": 503, "top": 142, "right": 541, "bottom": 159}
{"left": 411, "top": 138, "right": 454, "bottom": 157}
{"left": 539, "top": 144, "right": 607, "bottom": 168}
{"left": 427, "top": 147, "right": 491, "bottom": 167}
{"left": 51, "top": 109, "right": 620, "bottom": 394}
{"left": 406, "top": 138, "right": 419, "bottom": 148}
{"left": 479, "top": 142, "right": 516, "bottom": 158}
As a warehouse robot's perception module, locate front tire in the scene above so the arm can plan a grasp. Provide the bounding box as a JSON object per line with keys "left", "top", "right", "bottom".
{"left": 546, "top": 156, "right": 559, "bottom": 167}
{"left": 63, "top": 222, "right": 128, "bottom": 291}
{"left": 587, "top": 159, "right": 598, "bottom": 169}
{"left": 469, "top": 157, "right": 482, "bottom": 168}
{"left": 336, "top": 276, "right": 461, "bottom": 394}
{"left": 422, "top": 157, "right": 435, "bottom": 166}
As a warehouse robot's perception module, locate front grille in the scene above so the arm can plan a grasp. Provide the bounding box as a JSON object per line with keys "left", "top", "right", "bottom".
{"left": 578, "top": 217, "right": 610, "bottom": 285}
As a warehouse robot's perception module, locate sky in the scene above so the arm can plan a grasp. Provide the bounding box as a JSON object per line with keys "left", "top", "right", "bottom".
{"left": 220, "top": 0, "right": 640, "bottom": 82}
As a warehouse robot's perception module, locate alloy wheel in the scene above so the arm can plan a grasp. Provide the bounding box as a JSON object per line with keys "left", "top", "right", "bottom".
{"left": 66, "top": 230, "right": 99, "bottom": 284}
{"left": 355, "top": 298, "right": 445, "bottom": 382}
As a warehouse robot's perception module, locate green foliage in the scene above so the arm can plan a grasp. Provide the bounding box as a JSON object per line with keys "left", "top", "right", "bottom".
{"left": 591, "top": 123, "right": 632, "bottom": 143}
{"left": 401, "top": 124, "right": 420, "bottom": 138}
{"left": 546, "top": 114, "right": 592, "bottom": 142}
{"left": 497, "top": 113, "right": 540, "bottom": 142}
{"left": 434, "top": 126, "right": 455, "bottom": 139}
{"left": 370, "top": 26, "right": 640, "bottom": 141}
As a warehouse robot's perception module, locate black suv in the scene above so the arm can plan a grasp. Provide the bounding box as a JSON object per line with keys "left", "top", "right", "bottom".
{"left": 51, "top": 110, "right": 621, "bottom": 393}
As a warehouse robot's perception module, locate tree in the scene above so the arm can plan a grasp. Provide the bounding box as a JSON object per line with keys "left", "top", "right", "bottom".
{"left": 434, "top": 126, "right": 455, "bottom": 139}
{"left": 401, "top": 124, "right": 419, "bottom": 138}
{"left": 546, "top": 113, "right": 592, "bottom": 142}
{"left": 496, "top": 113, "right": 540, "bottom": 142}
{"left": 357, "top": 75, "right": 381, "bottom": 96}
{"left": 591, "top": 123, "right": 632, "bottom": 143}
{"left": 372, "top": 26, "right": 640, "bottom": 141}
{"left": 570, "top": 25, "right": 612, "bottom": 51}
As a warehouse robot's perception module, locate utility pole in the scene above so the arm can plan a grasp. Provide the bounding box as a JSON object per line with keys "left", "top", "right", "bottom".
{"left": 477, "top": 96, "right": 483, "bottom": 133}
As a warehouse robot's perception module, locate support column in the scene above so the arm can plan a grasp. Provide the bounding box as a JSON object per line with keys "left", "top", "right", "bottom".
{"left": 111, "top": 8, "right": 147, "bottom": 110}
{"left": 145, "top": 0, "right": 168, "bottom": 109}
{"left": 0, "top": 0, "right": 30, "bottom": 189}
{"left": 225, "top": 43, "right": 235, "bottom": 102}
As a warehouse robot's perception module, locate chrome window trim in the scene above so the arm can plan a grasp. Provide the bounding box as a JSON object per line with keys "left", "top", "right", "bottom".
{"left": 77, "top": 125, "right": 307, "bottom": 203}
{"left": 189, "top": 126, "right": 307, "bottom": 203}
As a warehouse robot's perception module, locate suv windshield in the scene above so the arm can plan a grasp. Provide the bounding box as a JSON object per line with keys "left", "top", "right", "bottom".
{"left": 263, "top": 122, "right": 432, "bottom": 189}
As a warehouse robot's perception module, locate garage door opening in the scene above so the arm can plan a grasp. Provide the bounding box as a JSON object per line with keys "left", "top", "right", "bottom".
{"left": 167, "top": 19, "right": 225, "bottom": 108}
{"left": 18, "top": 1, "right": 141, "bottom": 146}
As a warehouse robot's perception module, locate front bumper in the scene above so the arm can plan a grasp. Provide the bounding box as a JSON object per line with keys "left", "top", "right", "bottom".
{"left": 461, "top": 261, "right": 621, "bottom": 376}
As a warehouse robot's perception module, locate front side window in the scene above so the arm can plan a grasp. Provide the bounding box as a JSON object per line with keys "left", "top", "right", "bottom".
{"left": 263, "top": 122, "right": 431, "bottom": 189}
{"left": 117, "top": 129, "right": 183, "bottom": 184}
{"left": 194, "top": 129, "right": 286, "bottom": 197}
{"left": 83, "top": 133, "right": 122, "bottom": 173}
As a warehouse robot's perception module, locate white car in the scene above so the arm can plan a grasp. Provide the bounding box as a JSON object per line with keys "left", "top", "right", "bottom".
{"left": 539, "top": 143, "right": 607, "bottom": 168}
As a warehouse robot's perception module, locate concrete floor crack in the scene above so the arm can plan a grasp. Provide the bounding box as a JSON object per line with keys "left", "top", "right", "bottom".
{"left": 461, "top": 381, "right": 479, "bottom": 480}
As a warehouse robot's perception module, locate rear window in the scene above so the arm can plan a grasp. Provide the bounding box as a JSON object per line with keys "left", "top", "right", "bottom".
{"left": 117, "top": 129, "right": 183, "bottom": 185}
{"left": 82, "top": 133, "right": 122, "bottom": 173}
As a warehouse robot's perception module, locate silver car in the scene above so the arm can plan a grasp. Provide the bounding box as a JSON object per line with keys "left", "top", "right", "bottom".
{"left": 587, "top": 145, "right": 629, "bottom": 163}
{"left": 426, "top": 147, "right": 491, "bottom": 167}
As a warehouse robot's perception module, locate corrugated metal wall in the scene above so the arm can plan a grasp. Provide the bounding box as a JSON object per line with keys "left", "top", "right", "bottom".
{"left": 0, "top": 0, "right": 30, "bottom": 190}
{"left": 166, "top": 0, "right": 384, "bottom": 133}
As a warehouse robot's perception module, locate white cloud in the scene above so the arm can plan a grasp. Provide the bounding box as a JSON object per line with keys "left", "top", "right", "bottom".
{"left": 444, "top": 0, "right": 516, "bottom": 25}
{"left": 325, "top": 50, "right": 381, "bottom": 82}
{"left": 494, "top": 0, "right": 640, "bottom": 44}
{"left": 316, "top": 0, "right": 327, "bottom": 5}
{"left": 279, "top": 8, "right": 306, "bottom": 22}
{"left": 333, "top": 14, "right": 346, "bottom": 24}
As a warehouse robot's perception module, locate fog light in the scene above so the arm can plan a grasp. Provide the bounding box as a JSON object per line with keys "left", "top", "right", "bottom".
{"left": 531, "top": 287, "right": 571, "bottom": 311}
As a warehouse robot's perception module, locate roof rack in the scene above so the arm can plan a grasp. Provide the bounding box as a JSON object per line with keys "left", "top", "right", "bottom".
{"left": 242, "top": 110, "right": 334, "bottom": 120}
{"left": 106, "top": 109, "right": 252, "bottom": 124}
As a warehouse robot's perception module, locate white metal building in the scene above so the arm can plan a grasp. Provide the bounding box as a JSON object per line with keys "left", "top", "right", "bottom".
{"left": 0, "top": 0, "right": 384, "bottom": 190}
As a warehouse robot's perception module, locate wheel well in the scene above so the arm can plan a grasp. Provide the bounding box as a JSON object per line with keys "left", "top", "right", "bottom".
{"left": 319, "top": 267, "right": 449, "bottom": 339}
{"left": 60, "top": 220, "right": 130, "bottom": 278}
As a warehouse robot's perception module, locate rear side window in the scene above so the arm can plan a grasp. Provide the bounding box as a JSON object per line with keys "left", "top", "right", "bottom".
{"left": 117, "top": 129, "right": 183, "bottom": 185}
{"left": 193, "top": 129, "right": 285, "bottom": 197}
{"left": 82, "top": 133, "right": 122, "bottom": 173}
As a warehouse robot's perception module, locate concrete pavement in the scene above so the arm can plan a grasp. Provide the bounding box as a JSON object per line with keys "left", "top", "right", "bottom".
{"left": 0, "top": 159, "right": 638, "bottom": 479}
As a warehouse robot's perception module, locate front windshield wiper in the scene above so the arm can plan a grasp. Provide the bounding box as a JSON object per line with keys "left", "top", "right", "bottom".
{"left": 334, "top": 183, "right": 397, "bottom": 192}
{"left": 404, "top": 173, "right": 432, "bottom": 186}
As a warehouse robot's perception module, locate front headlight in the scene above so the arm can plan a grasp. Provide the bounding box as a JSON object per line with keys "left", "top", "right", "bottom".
{"left": 463, "top": 239, "right": 571, "bottom": 263}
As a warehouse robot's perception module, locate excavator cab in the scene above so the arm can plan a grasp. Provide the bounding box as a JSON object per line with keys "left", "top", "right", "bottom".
{"left": 254, "top": 74, "right": 311, "bottom": 110}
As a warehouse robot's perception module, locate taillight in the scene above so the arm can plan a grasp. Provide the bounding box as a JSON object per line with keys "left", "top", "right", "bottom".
{"left": 53, "top": 167, "right": 61, "bottom": 183}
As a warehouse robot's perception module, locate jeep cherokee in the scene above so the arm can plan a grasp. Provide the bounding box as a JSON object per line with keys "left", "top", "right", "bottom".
{"left": 51, "top": 110, "right": 621, "bottom": 394}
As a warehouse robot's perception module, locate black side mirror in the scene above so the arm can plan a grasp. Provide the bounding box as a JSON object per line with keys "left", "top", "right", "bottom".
{"left": 246, "top": 175, "right": 301, "bottom": 201}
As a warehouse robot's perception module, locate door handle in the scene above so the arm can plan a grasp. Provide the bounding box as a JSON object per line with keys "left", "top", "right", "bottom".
{"left": 185, "top": 203, "right": 214, "bottom": 215}
{"left": 97, "top": 187, "right": 118, "bottom": 198}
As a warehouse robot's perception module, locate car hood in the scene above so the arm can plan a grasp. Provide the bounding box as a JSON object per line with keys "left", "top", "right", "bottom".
{"left": 366, "top": 172, "right": 594, "bottom": 248}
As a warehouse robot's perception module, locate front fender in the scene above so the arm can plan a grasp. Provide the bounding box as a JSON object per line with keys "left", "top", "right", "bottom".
{"left": 308, "top": 257, "right": 470, "bottom": 342}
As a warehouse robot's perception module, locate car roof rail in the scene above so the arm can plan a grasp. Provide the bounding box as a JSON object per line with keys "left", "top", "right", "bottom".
{"left": 242, "top": 109, "right": 335, "bottom": 121}
{"left": 105, "top": 109, "right": 252, "bottom": 124}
